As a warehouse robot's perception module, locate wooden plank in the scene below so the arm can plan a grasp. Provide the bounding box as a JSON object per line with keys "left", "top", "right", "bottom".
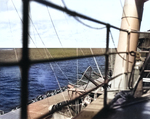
{"left": 27, "top": 78, "right": 103, "bottom": 118}
{"left": 73, "top": 95, "right": 104, "bottom": 119}
{"left": 28, "top": 91, "right": 69, "bottom": 119}
{"left": 73, "top": 92, "right": 114, "bottom": 119}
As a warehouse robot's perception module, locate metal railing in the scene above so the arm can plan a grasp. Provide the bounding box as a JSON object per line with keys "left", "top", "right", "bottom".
{"left": 1, "top": 0, "right": 149, "bottom": 118}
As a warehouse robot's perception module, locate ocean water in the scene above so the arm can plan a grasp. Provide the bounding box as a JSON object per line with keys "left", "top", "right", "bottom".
{"left": 0, "top": 57, "right": 105, "bottom": 113}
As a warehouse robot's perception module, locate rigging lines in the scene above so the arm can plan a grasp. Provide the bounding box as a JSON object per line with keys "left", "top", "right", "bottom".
{"left": 10, "top": 0, "right": 72, "bottom": 82}
{"left": 9, "top": 0, "right": 73, "bottom": 108}
{"left": 32, "top": 0, "right": 128, "bottom": 33}
{"left": 61, "top": 0, "right": 106, "bottom": 30}
{"left": 3, "top": 0, "right": 150, "bottom": 117}
{"left": 119, "top": 0, "right": 130, "bottom": 27}
{"left": 7, "top": 1, "right": 19, "bottom": 62}
{"left": 110, "top": 30, "right": 133, "bottom": 63}
{"left": 47, "top": 7, "right": 64, "bottom": 47}
{"left": 10, "top": 0, "right": 46, "bottom": 58}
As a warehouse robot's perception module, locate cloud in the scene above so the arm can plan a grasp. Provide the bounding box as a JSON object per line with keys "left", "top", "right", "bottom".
{"left": 0, "top": 0, "right": 9, "bottom": 11}
{"left": 1, "top": 0, "right": 149, "bottom": 48}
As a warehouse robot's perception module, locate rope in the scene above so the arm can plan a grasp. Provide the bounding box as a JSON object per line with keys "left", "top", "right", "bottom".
{"left": 49, "top": 63, "right": 73, "bottom": 117}
{"left": 30, "top": 14, "right": 71, "bottom": 82}
{"left": 11, "top": 0, "right": 46, "bottom": 58}
{"left": 33, "top": 0, "right": 128, "bottom": 33}
{"left": 11, "top": 0, "right": 72, "bottom": 114}
{"left": 110, "top": 30, "right": 133, "bottom": 63}
{"left": 47, "top": 7, "right": 64, "bottom": 47}
{"left": 74, "top": 17, "right": 106, "bottom": 30}
{"left": 119, "top": 0, "right": 130, "bottom": 27}
{"left": 90, "top": 48, "right": 104, "bottom": 79}
{"left": 7, "top": 3, "right": 19, "bottom": 62}
{"left": 37, "top": 71, "right": 129, "bottom": 118}
{"left": 29, "top": 8, "right": 71, "bottom": 83}
{"left": 7, "top": 0, "right": 147, "bottom": 118}
{"left": 61, "top": 0, "right": 106, "bottom": 30}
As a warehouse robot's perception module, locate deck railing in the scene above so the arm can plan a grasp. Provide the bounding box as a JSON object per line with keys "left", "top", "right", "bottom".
{"left": 1, "top": 0, "right": 150, "bottom": 119}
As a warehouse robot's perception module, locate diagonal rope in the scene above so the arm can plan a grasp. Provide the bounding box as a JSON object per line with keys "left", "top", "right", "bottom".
{"left": 11, "top": 0, "right": 46, "bottom": 58}
{"left": 47, "top": 7, "right": 64, "bottom": 47}
{"left": 110, "top": 30, "right": 133, "bottom": 63}
{"left": 90, "top": 48, "right": 104, "bottom": 79}
{"left": 48, "top": 62, "right": 73, "bottom": 117}
{"left": 119, "top": 0, "right": 130, "bottom": 27}
{"left": 79, "top": 48, "right": 92, "bottom": 67}
{"left": 7, "top": 4, "right": 19, "bottom": 62}
{"left": 11, "top": 0, "right": 72, "bottom": 114}
{"left": 61, "top": 0, "right": 106, "bottom": 30}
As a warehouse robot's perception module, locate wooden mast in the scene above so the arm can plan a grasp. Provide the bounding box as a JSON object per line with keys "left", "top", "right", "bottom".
{"left": 112, "top": 0, "right": 147, "bottom": 90}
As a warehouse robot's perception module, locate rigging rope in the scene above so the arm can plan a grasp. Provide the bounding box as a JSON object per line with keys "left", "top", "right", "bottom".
{"left": 119, "top": 0, "right": 130, "bottom": 27}
{"left": 110, "top": 30, "right": 133, "bottom": 63}
{"left": 61, "top": 0, "right": 106, "bottom": 80}
{"left": 79, "top": 48, "right": 91, "bottom": 66}
{"left": 61, "top": 0, "right": 106, "bottom": 30}
{"left": 10, "top": 0, "right": 73, "bottom": 114}
{"left": 61, "top": 0, "right": 105, "bottom": 87}
{"left": 29, "top": 8, "right": 72, "bottom": 83}
{"left": 30, "top": 14, "right": 71, "bottom": 83}
{"left": 33, "top": 0, "right": 128, "bottom": 33}
{"left": 74, "top": 17, "right": 106, "bottom": 30}
{"left": 90, "top": 48, "right": 104, "bottom": 79}
{"left": 7, "top": 2, "right": 19, "bottom": 62}
{"left": 47, "top": 7, "right": 64, "bottom": 47}
{"left": 48, "top": 62, "right": 73, "bottom": 117}
{"left": 11, "top": 0, "right": 46, "bottom": 58}
{"left": 7, "top": 0, "right": 149, "bottom": 118}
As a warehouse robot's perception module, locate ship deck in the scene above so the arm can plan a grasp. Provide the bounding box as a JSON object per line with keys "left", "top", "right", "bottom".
{"left": 0, "top": 90, "right": 69, "bottom": 119}
{"left": 75, "top": 93, "right": 150, "bottom": 119}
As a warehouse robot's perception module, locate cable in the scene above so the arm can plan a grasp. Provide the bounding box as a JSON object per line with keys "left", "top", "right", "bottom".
{"left": 61, "top": 0, "right": 106, "bottom": 30}
{"left": 30, "top": 8, "right": 73, "bottom": 115}
{"left": 7, "top": 3, "right": 19, "bottom": 62}
{"left": 74, "top": 17, "right": 106, "bottom": 30}
{"left": 47, "top": 7, "right": 64, "bottom": 47}
{"left": 11, "top": 0, "right": 22, "bottom": 20}
{"left": 29, "top": 14, "right": 71, "bottom": 83}
{"left": 64, "top": 0, "right": 106, "bottom": 78}
{"left": 11, "top": 0, "right": 46, "bottom": 58}
{"left": 119, "top": 0, "right": 130, "bottom": 27}
{"left": 90, "top": 48, "right": 104, "bottom": 79}
{"left": 37, "top": 71, "right": 129, "bottom": 118}
{"left": 33, "top": 0, "right": 128, "bottom": 33}
{"left": 11, "top": 0, "right": 72, "bottom": 112}
{"left": 79, "top": 48, "right": 92, "bottom": 66}
{"left": 110, "top": 30, "right": 133, "bottom": 63}
{"left": 48, "top": 62, "right": 73, "bottom": 117}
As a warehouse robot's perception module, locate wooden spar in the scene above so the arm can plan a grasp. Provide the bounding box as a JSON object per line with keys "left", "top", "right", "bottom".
{"left": 111, "top": 0, "right": 147, "bottom": 90}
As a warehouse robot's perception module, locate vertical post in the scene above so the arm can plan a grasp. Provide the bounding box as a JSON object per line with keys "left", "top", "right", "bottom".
{"left": 104, "top": 24, "right": 110, "bottom": 107}
{"left": 112, "top": 0, "right": 146, "bottom": 90}
{"left": 21, "top": 0, "right": 29, "bottom": 119}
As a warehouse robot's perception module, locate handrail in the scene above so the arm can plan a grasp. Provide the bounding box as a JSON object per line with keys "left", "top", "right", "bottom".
{"left": 36, "top": 71, "right": 130, "bottom": 119}
{"left": 1, "top": 0, "right": 146, "bottom": 118}
{"left": 32, "top": 0, "right": 128, "bottom": 33}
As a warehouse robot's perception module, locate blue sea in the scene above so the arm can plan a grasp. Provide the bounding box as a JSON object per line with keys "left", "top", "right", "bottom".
{"left": 0, "top": 57, "right": 105, "bottom": 113}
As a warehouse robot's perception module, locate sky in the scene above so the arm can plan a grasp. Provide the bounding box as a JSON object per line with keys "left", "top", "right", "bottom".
{"left": 0, "top": 0, "right": 150, "bottom": 48}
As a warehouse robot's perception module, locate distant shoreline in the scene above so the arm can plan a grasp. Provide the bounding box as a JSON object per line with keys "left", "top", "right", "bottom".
{"left": 0, "top": 48, "right": 115, "bottom": 62}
